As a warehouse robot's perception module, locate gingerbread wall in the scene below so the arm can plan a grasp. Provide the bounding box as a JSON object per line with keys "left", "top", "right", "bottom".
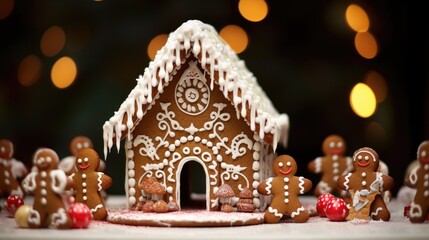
{"left": 123, "top": 56, "right": 273, "bottom": 211}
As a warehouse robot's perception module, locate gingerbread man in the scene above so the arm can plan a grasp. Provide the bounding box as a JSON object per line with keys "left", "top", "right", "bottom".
{"left": 71, "top": 148, "right": 112, "bottom": 220}
{"left": 338, "top": 147, "right": 394, "bottom": 221}
{"left": 258, "top": 155, "right": 312, "bottom": 223}
{"left": 307, "top": 135, "right": 353, "bottom": 198}
{"left": 59, "top": 135, "right": 94, "bottom": 177}
{"left": 0, "top": 139, "right": 27, "bottom": 198}
{"left": 21, "top": 148, "right": 72, "bottom": 228}
{"left": 407, "top": 140, "right": 429, "bottom": 223}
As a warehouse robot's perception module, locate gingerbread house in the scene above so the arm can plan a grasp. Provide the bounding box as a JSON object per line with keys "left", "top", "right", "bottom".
{"left": 103, "top": 20, "right": 289, "bottom": 211}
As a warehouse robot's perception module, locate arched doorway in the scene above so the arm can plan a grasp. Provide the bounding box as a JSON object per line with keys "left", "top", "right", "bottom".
{"left": 176, "top": 157, "right": 210, "bottom": 210}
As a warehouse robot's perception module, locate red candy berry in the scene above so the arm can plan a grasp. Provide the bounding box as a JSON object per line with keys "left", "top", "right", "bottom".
{"left": 316, "top": 193, "right": 335, "bottom": 217}
{"left": 5, "top": 195, "right": 24, "bottom": 217}
{"left": 325, "top": 197, "right": 349, "bottom": 221}
{"left": 68, "top": 203, "right": 92, "bottom": 228}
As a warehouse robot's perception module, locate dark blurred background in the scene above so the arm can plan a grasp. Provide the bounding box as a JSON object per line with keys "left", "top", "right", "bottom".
{"left": 0, "top": 0, "right": 427, "bottom": 196}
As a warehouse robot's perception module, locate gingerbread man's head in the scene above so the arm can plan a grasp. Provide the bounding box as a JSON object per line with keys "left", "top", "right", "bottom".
{"left": 75, "top": 148, "right": 100, "bottom": 172}
{"left": 0, "top": 139, "right": 13, "bottom": 159}
{"left": 33, "top": 148, "right": 59, "bottom": 171}
{"left": 417, "top": 141, "right": 429, "bottom": 164}
{"left": 273, "top": 155, "right": 298, "bottom": 177}
{"left": 352, "top": 147, "right": 379, "bottom": 172}
{"left": 322, "top": 135, "right": 346, "bottom": 156}
{"left": 70, "top": 136, "right": 93, "bottom": 156}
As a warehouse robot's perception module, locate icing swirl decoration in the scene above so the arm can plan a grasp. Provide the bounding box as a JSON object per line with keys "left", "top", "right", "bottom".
{"left": 175, "top": 61, "right": 210, "bottom": 116}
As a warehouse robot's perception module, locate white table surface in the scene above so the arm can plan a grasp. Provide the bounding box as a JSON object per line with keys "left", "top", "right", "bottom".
{"left": 1, "top": 196, "right": 428, "bottom": 240}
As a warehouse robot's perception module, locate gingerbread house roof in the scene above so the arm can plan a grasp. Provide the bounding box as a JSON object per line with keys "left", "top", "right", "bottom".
{"left": 103, "top": 20, "right": 289, "bottom": 158}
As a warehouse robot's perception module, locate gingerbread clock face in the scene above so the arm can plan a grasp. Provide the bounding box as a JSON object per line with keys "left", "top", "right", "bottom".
{"left": 175, "top": 62, "right": 210, "bottom": 116}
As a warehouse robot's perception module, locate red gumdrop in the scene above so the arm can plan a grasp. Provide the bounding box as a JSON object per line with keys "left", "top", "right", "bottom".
{"left": 325, "top": 197, "right": 349, "bottom": 221}
{"left": 316, "top": 193, "right": 335, "bottom": 217}
{"left": 5, "top": 195, "right": 24, "bottom": 217}
{"left": 68, "top": 203, "right": 92, "bottom": 228}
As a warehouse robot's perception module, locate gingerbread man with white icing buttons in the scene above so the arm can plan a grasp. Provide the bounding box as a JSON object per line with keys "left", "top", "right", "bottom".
{"left": 307, "top": 135, "right": 353, "bottom": 197}
{"left": 258, "top": 155, "right": 312, "bottom": 223}
{"left": 407, "top": 140, "right": 429, "bottom": 223}
{"left": 338, "top": 147, "right": 394, "bottom": 221}
{"left": 0, "top": 139, "right": 27, "bottom": 198}
{"left": 21, "top": 148, "right": 72, "bottom": 228}
{"left": 71, "top": 148, "right": 112, "bottom": 220}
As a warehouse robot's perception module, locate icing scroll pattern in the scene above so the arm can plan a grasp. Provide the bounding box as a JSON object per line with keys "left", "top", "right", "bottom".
{"left": 220, "top": 163, "right": 249, "bottom": 191}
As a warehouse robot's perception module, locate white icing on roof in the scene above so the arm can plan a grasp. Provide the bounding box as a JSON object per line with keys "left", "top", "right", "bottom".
{"left": 103, "top": 20, "right": 289, "bottom": 158}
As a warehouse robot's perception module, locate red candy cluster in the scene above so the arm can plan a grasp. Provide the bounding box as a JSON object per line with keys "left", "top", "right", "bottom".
{"left": 316, "top": 193, "right": 349, "bottom": 221}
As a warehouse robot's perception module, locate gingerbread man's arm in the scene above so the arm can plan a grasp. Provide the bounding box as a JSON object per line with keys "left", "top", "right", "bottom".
{"left": 307, "top": 157, "right": 322, "bottom": 174}
{"left": 100, "top": 173, "right": 112, "bottom": 190}
{"left": 21, "top": 172, "right": 37, "bottom": 193}
{"left": 381, "top": 174, "right": 394, "bottom": 191}
{"left": 66, "top": 176, "right": 74, "bottom": 190}
{"left": 257, "top": 177, "right": 274, "bottom": 195}
{"left": 299, "top": 177, "right": 312, "bottom": 194}
{"left": 405, "top": 166, "right": 419, "bottom": 188}
{"left": 50, "top": 170, "right": 67, "bottom": 194}
{"left": 337, "top": 172, "right": 352, "bottom": 191}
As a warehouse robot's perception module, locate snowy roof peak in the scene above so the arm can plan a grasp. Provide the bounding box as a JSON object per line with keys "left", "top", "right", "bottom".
{"left": 103, "top": 20, "right": 289, "bottom": 158}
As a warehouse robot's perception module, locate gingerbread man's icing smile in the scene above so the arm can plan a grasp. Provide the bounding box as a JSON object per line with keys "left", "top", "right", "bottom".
{"left": 355, "top": 150, "right": 376, "bottom": 168}
{"left": 77, "top": 157, "right": 90, "bottom": 170}
{"left": 278, "top": 161, "right": 293, "bottom": 175}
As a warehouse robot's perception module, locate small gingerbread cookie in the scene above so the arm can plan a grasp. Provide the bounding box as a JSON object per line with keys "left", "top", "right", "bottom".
{"left": 71, "top": 148, "right": 112, "bottom": 220}
{"left": 337, "top": 147, "right": 394, "bottom": 221}
{"left": 407, "top": 140, "right": 429, "bottom": 223}
{"left": 0, "top": 139, "right": 27, "bottom": 198}
{"left": 21, "top": 148, "right": 72, "bottom": 228}
{"left": 258, "top": 155, "right": 312, "bottom": 223}
{"left": 307, "top": 135, "right": 353, "bottom": 198}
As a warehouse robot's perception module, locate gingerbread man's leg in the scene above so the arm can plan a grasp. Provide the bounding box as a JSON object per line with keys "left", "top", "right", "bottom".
{"left": 370, "top": 195, "right": 390, "bottom": 221}
{"left": 50, "top": 207, "right": 72, "bottom": 229}
{"left": 264, "top": 204, "right": 287, "bottom": 223}
{"left": 288, "top": 201, "right": 309, "bottom": 223}
{"left": 91, "top": 204, "right": 108, "bottom": 220}
{"left": 28, "top": 208, "right": 45, "bottom": 228}
{"left": 409, "top": 201, "right": 428, "bottom": 223}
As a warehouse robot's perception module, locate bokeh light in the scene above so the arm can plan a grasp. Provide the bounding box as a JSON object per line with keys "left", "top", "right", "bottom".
{"left": 40, "top": 26, "right": 66, "bottom": 57}
{"left": 0, "top": 0, "right": 14, "bottom": 20}
{"left": 219, "top": 25, "right": 248, "bottom": 54}
{"left": 354, "top": 31, "right": 378, "bottom": 59}
{"left": 365, "top": 70, "right": 388, "bottom": 103}
{"left": 345, "top": 4, "right": 369, "bottom": 32}
{"left": 51, "top": 56, "right": 77, "bottom": 89}
{"left": 147, "top": 34, "right": 168, "bottom": 60}
{"left": 17, "top": 55, "right": 42, "bottom": 87}
{"left": 238, "top": 0, "right": 268, "bottom": 22}
{"left": 350, "top": 83, "right": 377, "bottom": 118}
